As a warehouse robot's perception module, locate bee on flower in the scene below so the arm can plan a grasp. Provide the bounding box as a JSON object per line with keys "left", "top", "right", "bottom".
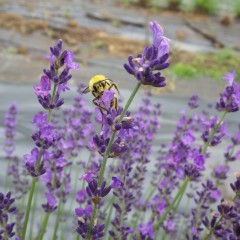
{"left": 82, "top": 75, "right": 120, "bottom": 114}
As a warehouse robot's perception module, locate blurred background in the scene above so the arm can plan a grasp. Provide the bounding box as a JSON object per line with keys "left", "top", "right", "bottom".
{"left": 0, "top": 0, "right": 240, "bottom": 98}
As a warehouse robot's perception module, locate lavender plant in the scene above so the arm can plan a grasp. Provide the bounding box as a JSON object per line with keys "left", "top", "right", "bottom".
{"left": 1, "top": 20, "right": 240, "bottom": 240}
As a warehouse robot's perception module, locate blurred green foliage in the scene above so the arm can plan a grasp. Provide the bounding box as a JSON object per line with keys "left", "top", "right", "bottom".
{"left": 120, "top": 0, "right": 226, "bottom": 15}
{"left": 234, "top": 0, "right": 240, "bottom": 18}
{"left": 192, "top": 0, "right": 218, "bottom": 15}
{"left": 169, "top": 48, "right": 240, "bottom": 81}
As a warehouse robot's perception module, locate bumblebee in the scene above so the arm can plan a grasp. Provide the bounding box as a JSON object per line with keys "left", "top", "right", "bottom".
{"left": 82, "top": 75, "right": 120, "bottom": 113}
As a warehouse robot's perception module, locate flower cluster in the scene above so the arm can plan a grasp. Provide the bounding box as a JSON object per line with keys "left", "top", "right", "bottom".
{"left": 75, "top": 204, "right": 105, "bottom": 239}
{"left": 3, "top": 104, "right": 18, "bottom": 157}
{"left": 3, "top": 22, "right": 240, "bottom": 240}
{"left": 216, "top": 70, "right": 240, "bottom": 112}
{"left": 203, "top": 172, "right": 240, "bottom": 239}
{"left": 188, "top": 180, "right": 220, "bottom": 239}
{"left": 24, "top": 40, "right": 78, "bottom": 177}
{"left": 124, "top": 21, "right": 170, "bottom": 87}
{"left": 0, "top": 192, "right": 17, "bottom": 239}
{"left": 91, "top": 90, "right": 137, "bottom": 158}
{"left": 75, "top": 175, "right": 122, "bottom": 239}
{"left": 34, "top": 39, "right": 79, "bottom": 110}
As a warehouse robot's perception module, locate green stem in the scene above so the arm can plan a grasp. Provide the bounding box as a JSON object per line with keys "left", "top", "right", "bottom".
{"left": 98, "top": 132, "right": 117, "bottom": 186}
{"left": 98, "top": 82, "right": 141, "bottom": 186}
{"left": 52, "top": 202, "right": 62, "bottom": 240}
{"left": 20, "top": 195, "right": 25, "bottom": 212}
{"left": 144, "top": 187, "right": 156, "bottom": 205}
{"left": 60, "top": 216, "right": 66, "bottom": 240}
{"left": 47, "top": 83, "right": 58, "bottom": 122}
{"left": 22, "top": 149, "right": 42, "bottom": 240}
{"left": 21, "top": 177, "right": 37, "bottom": 240}
{"left": 173, "top": 185, "right": 185, "bottom": 215}
{"left": 21, "top": 81, "right": 58, "bottom": 240}
{"left": 38, "top": 212, "right": 50, "bottom": 240}
{"left": 4, "top": 158, "right": 11, "bottom": 190}
{"left": 119, "top": 82, "right": 141, "bottom": 122}
{"left": 105, "top": 202, "right": 114, "bottom": 234}
{"left": 29, "top": 184, "right": 39, "bottom": 240}
{"left": 75, "top": 233, "right": 80, "bottom": 240}
{"left": 154, "top": 177, "right": 189, "bottom": 231}
{"left": 35, "top": 148, "right": 44, "bottom": 171}
{"left": 86, "top": 204, "right": 98, "bottom": 239}
{"left": 103, "top": 196, "right": 115, "bottom": 213}
{"left": 87, "top": 82, "right": 141, "bottom": 240}
{"left": 203, "top": 216, "right": 223, "bottom": 240}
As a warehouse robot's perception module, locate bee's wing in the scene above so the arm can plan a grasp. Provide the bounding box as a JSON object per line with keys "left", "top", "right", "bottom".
{"left": 82, "top": 87, "right": 90, "bottom": 94}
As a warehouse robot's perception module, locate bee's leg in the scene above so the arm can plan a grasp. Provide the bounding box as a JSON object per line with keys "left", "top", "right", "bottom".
{"left": 92, "top": 98, "right": 107, "bottom": 112}
{"left": 110, "top": 97, "right": 118, "bottom": 110}
{"left": 82, "top": 86, "right": 90, "bottom": 94}
{"left": 92, "top": 98, "right": 105, "bottom": 123}
{"left": 109, "top": 83, "right": 120, "bottom": 94}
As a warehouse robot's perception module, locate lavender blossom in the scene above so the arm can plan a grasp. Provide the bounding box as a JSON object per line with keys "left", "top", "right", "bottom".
{"left": 34, "top": 39, "right": 79, "bottom": 110}
{"left": 201, "top": 117, "right": 229, "bottom": 147}
{"left": 216, "top": 70, "right": 240, "bottom": 112}
{"left": 139, "top": 221, "right": 155, "bottom": 240}
{"left": 75, "top": 205, "right": 105, "bottom": 239}
{"left": 41, "top": 192, "right": 58, "bottom": 213}
{"left": 124, "top": 21, "right": 170, "bottom": 87}
{"left": 3, "top": 104, "right": 28, "bottom": 200}
{"left": 24, "top": 40, "right": 78, "bottom": 178}
{"left": 86, "top": 178, "right": 112, "bottom": 204}
{"left": 213, "top": 165, "right": 230, "bottom": 180}
{"left": 24, "top": 147, "right": 47, "bottom": 177}
{"left": 203, "top": 173, "right": 240, "bottom": 239}
{"left": 230, "top": 172, "right": 240, "bottom": 196}
{"left": 188, "top": 94, "right": 199, "bottom": 109}
{"left": 92, "top": 90, "right": 136, "bottom": 158}
{"left": 0, "top": 192, "right": 17, "bottom": 239}
{"left": 3, "top": 104, "right": 18, "bottom": 157}
{"left": 187, "top": 180, "right": 221, "bottom": 239}
{"left": 224, "top": 125, "right": 240, "bottom": 162}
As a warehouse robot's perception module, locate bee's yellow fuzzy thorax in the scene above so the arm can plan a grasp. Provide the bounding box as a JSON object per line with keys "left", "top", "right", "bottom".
{"left": 89, "top": 75, "right": 107, "bottom": 92}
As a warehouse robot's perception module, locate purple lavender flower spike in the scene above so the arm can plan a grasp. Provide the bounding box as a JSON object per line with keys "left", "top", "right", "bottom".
{"left": 223, "top": 70, "right": 236, "bottom": 86}
{"left": 230, "top": 172, "right": 240, "bottom": 195}
{"left": 76, "top": 190, "right": 87, "bottom": 204}
{"left": 34, "top": 75, "right": 51, "bottom": 97}
{"left": 213, "top": 165, "right": 230, "bottom": 180}
{"left": 36, "top": 39, "right": 79, "bottom": 110}
{"left": 75, "top": 205, "right": 105, "bottom": 239}
{"left": 86, "top": 178, "right": 112, "bottom": 204}
{"left": 80, "top": 169, "right": 98, "bottom": 183}
{"left": 0, "top": 192, "right": 17, "bottom": 239}
{"left": 124, "top": 21, "right": 170, "bottom": 87}
{"left": 110, "top": 176, "right": 124, "bottom": 189}
{"left": 188, "top": 94, "right": 199, "bottom": 109}
{"left": 3, "top": 104, "right": 18, "bottom": 157}
{"left": 75, "top": 205, "right": 92, "bottom": 219}
{"left": 42, "top": 192, "right": 58, "bottom": 213}
{"left": 217, "top": 199, "right": 235, "bottom": 217}
{"left": 24, "top": 147, "right": 47, "bottom": 177}
{"left": 64, "top": 50, "right": 80, "bottom": 71}
{"left": 216, "top": 70, "right": 240, "bottom": 112}
{"left": 139, "top": 221, "right": 155, "bottom": 240}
